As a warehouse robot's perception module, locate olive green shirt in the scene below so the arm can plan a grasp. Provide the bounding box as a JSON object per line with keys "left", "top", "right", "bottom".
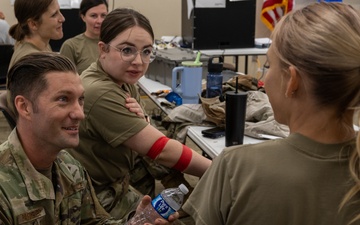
{"left": 60, "top": 33, "right": 99, "bottom": 74}
{"left": 68, "top": 61, "right": 148, "bottom": 193}
{"left": 183, "top": 133, "right": 358, "bottom": 225}
{"left": 8, "top": 41, "right": 51, "bottom": 70}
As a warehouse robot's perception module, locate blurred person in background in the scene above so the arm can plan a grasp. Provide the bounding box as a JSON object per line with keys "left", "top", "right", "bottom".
{"left": 60, "top": 0, "right": 108, "bottom": 74}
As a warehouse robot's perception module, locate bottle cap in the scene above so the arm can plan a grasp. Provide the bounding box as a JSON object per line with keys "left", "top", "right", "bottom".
{"left": 208, "top": 57, "right": 223, "bottom": 73}
{"left": 179, "top": 184, "right": 189, "bottom": 194}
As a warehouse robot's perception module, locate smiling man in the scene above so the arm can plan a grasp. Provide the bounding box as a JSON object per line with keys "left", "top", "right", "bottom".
{"left": 0, "top": 52, "right": 178, "bottom": 225}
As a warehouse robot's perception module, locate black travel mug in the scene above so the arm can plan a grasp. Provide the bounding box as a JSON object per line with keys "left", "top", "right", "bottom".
{"left": 225, "top": 91, "right": 247, "bottom": 147}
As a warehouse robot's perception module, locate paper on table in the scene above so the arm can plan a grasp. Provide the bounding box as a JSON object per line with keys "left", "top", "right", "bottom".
{"left": 196, "top": 0, "right": 226, "bottom": 8}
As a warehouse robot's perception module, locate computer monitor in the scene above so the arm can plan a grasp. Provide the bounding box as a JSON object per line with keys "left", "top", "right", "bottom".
{"left": 182, "top": 0, "right": 256, "bottom": 50}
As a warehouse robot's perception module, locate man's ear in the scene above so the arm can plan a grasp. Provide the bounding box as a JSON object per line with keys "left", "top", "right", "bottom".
{"left": 15, "top": 96, "right": 32, "bottom": 119}
{"left": 285, "top": 66, "right": 299, "bottom": 97}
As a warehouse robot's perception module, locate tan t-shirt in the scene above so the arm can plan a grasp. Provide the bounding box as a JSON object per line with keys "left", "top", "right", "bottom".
{"left": 7, "top": 41, "right": 51, "bottom": 115}
{"left": 9, "top": 41, "right": 51, "bottom": 70}
{"left": 60, "top": 33, "right": 99, "bottom": 75}
{"left": 183, "top": 133, "right": 358, "bottom": 225}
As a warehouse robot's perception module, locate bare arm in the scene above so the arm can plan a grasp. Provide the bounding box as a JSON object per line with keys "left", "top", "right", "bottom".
{"left": 123, "top": 124, "right": 211, "bottom": 177}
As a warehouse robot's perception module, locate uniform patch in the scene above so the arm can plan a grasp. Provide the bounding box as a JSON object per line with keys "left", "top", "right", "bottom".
{"left": 17, "top": 207, "right": 45, "bottom": 224}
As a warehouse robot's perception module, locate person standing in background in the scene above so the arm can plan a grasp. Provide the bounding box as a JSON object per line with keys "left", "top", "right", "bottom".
{"left": 183, "top": 2, "right": 360, "bottom": 225}
{"left": 60, "top": 0, "right": 108, "bottom": 74}
{"left": 0, "top": 10, "right": 15, "bottom": 45}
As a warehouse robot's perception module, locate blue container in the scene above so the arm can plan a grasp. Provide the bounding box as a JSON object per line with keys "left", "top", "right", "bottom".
{"left": 206, "top": 57, "right": 223, "bottom": 98}
{"left": 172, "top": 64, "right": 203, "bottom": 104}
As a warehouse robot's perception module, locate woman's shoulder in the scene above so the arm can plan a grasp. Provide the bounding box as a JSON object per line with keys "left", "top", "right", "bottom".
{"left": 62, "top": 33, "right": 86, "bottom": 46}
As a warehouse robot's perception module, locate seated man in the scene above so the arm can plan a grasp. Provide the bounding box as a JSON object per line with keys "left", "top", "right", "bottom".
{"left": 0, "top": 52, "right": 177, "bottom": 225}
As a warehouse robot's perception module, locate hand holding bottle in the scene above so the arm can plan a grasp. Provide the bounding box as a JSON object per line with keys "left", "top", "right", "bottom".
{"left": 134, "top": 195, "right": 179, "bottom": 225}
{"left": 128, "top": 184, "right": 189, "bottom": 225}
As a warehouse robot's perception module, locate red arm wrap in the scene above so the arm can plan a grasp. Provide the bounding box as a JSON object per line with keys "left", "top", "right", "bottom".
{"left": 172, "top": 145, "right": 193, "bottom": 172}
{"left": 147, "top": 136, "right": 170, "bottom": 159}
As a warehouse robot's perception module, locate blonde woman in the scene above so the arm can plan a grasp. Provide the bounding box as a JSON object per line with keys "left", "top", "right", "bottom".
{"left": 183, "top": 2, "right": 360, "bottom": 225}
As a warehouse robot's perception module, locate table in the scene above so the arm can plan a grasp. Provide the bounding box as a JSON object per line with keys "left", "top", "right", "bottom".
{"left": 187, "top": 126, "right": 265, "bottom": 159}
{"left": 199, "top": 47, "right": 268, "bottom": 74}
{"left": 137, "top": 76, "right": 172, "bottom": 115}
{"left": 138, "top": 77, "right": 271, "bottom": 158}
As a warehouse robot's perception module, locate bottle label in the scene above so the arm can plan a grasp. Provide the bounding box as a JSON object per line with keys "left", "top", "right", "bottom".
{"left": 151, "top": 194, "right": 176, "bottom": 219}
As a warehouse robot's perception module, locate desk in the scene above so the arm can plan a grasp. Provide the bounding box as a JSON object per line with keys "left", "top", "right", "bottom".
{"left": 138, "top": 77, "right": 270, "bottom": 158}
{"left": 137, "top": 76, "right": 172, "bottom": 115}
{"left": 187, "top": 126, "right": 265, "bottom": 159}
{"left": 199, "top": 48, "right": 268, "bottom": 74}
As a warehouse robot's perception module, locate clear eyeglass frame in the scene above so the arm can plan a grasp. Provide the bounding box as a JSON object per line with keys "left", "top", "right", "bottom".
{"left": 108, "top": 44, "right": 156, "bottom": 64}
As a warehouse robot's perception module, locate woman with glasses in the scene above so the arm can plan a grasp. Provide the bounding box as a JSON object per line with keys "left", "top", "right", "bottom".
{"left": 60, "top": 0, "right": 108, "bottom": 74}
{"left": 67, "top": 8, "right": 211, "bottom": 222}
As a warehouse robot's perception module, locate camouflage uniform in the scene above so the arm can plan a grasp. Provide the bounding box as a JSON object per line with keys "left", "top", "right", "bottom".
{"left": 0, "top": 130, "right": 127, "bottom": 225}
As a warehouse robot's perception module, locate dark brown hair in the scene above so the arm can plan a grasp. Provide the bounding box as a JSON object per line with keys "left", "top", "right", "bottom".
{"left": 100, "top": 8, "right": 154, "bottom": 44}
{"left": 9, "top": 0, "right": 54, "bottom": 41}
{"left": 7, "top": 52, "right": 77, "bottom": 115}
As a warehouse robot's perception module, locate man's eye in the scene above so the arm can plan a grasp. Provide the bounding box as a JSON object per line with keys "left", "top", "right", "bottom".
{"left": 79, "top": 97, "right": 85, "bottom": 106}
{"left": 263, "top": 61, "right": 270, "bottom": 69}
{"left": 59, "top": 96, "right": 68, "bottom": 102}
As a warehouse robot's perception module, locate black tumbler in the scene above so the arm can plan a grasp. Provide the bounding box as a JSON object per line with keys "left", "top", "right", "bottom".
{"left": 225, "top": 91, "right": 248, "bottom": 147}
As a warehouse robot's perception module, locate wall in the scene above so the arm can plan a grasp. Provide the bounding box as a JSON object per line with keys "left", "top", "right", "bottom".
{"left": 1, "top": 0, "right": 359, "bottom": 75}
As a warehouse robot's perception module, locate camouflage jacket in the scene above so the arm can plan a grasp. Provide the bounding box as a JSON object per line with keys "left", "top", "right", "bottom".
{"left": 0, "top": 130, "right": 125, "bottom": 225}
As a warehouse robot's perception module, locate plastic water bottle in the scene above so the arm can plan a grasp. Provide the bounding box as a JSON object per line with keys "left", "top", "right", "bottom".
{"left": 206, "top": 57, "right": 223, "bottom": 98}
{"left": 127, "top": 184, "right": 189, "bottom": 224}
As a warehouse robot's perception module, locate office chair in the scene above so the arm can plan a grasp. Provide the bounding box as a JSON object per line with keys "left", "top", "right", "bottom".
{"left": 0, "top": 45, "right": 14, "bottom": 89}
{"left": 0, "top": 91, "right": 16, "bottom": 130}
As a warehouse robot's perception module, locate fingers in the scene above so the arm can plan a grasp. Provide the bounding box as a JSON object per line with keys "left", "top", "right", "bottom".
{"left": 138, "top": 195, "right": 179, "bottom": 225}
{"left": 167, "top": 212, "right": 179, "bottom": 222}
{"left": 136, "top": 195, "right": 152, "bottom": 213}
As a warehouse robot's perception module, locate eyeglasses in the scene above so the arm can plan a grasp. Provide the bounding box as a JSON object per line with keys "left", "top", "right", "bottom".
{"left": 108, "top": 44, "right": 156, "bottom": 64}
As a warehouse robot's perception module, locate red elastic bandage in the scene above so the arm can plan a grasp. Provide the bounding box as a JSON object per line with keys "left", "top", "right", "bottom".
{"left": 172, "top": 145, "right": 192, "bottom": 172}
{"left": 147, "top": 136, "right": 170, "bottom": 159}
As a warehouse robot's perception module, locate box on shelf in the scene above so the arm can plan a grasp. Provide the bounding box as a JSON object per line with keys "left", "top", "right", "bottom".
{"left": 146, "top": 48, "right": 209, "bottom": 87}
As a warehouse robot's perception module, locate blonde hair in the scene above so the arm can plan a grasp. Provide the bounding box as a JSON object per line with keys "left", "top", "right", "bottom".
{"left": 271, "top": 2, "right": 360, "bottom": 223}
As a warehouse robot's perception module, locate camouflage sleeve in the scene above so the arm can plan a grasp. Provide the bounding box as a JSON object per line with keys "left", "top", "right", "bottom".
{"left": 79, "top": 169, "right": 127, "bottom": 225}
{"left": 0, "top": 190, "right": 13, "bottom": 225}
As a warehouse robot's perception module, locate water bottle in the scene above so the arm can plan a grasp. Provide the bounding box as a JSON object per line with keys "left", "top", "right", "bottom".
{"left": 206, "top": 57, "right": 223, "bottom": 98}
{"left": 127, "top": 184, "right": 189, "bottom": 224}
